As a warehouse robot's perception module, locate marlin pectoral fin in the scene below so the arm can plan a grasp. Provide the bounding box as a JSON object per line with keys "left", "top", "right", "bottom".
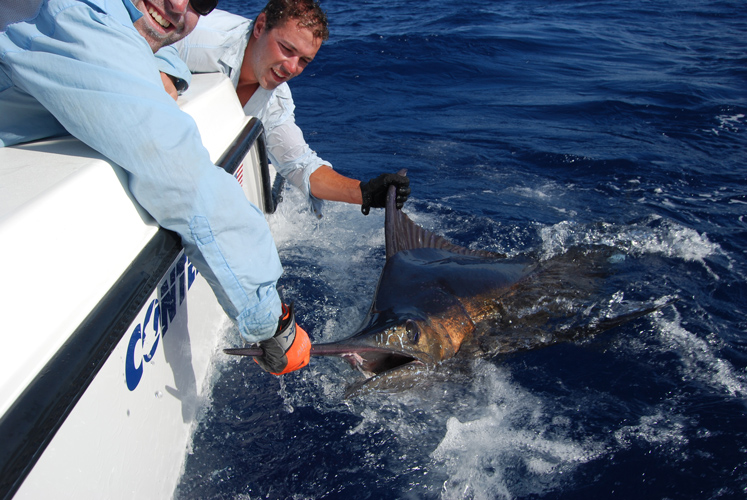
{"left": 344, "top": 362, "right": 429, "bottom": 398}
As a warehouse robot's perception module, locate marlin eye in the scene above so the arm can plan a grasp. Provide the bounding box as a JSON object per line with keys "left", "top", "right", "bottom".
{"left": 405, "top": 320, "right": 420, "bottom": 344}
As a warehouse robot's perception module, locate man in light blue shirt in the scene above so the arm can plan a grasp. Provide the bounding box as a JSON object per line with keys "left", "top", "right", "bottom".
{"left": 0, "top": 0, "right": 310, "bottom": 374}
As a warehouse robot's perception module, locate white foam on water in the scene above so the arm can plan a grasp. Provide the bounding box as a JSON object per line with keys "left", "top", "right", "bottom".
{"left": 653, "top": 309, "right": 747, "bottom": 399}
{"left": 277, "top": 355, "right": 609, "bottom": 499}
{"left": 707, "top": 113, "right": 745, "bottom": 135}
{"left": 538, "top": 216, "right": 722, "bottom": 276}
{"left": 508, "top": 185, "right": 555, "bottom": 201}
{"left": 430, "top": 363, "right": 604, "bottom": 500}
{"left": 613, "top": 410, "right": 691, "bottom": 454}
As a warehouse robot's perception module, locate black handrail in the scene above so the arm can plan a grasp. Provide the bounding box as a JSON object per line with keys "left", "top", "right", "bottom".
{"left": 216, "top": 117, "right": 278, "bottom": 214}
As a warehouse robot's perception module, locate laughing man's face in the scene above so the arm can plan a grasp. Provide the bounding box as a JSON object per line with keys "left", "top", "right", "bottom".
{"left": 245, "top": 13, "right": 322, "bottom": 91}
{"left": 132, "top": 0, "right": 200, "bottom": 52}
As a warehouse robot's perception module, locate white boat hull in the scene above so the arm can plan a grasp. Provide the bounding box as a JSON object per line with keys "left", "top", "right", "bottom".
{"left": 15, "top": 249, "right": 224, "bottom": 500}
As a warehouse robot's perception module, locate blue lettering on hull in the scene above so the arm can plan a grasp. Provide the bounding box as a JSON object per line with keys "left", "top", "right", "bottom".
{"left": 125, "top": 254, "right": 198, "bottom": 391}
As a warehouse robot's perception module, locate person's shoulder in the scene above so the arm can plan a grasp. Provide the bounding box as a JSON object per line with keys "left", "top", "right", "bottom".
{"left": 274, "top": 82, "right": 293, "bottom": 100}
{"left": 175, "top": 9, "right": 254, "bottom": 77}
{"left": 195, "top": 9, "right": 252, "bottom": 34}
{"left": 42, "top": 0, "right": 129, "bottom": 23}
{"left": 179, "top": 10, "right": 252, "bottom": 52}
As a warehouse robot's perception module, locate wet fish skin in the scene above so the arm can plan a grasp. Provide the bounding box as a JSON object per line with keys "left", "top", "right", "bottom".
{"left": 313, "top": 171, "right": 664, "bottom": 396}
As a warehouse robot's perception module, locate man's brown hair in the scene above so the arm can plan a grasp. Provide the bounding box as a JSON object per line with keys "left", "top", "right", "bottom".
{"left": 261, "top": 0, "right": 329, "bottom": 41}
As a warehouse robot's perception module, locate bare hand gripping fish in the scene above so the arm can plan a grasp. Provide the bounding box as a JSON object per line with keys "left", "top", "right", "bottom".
{"left": 226, "top": 170, "right": 664, "bottom": 396}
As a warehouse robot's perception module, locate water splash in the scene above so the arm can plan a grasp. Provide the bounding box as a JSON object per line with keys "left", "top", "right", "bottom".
{"left": 431, "top": 363, "right": 603, "bottom": 500}
{"left": 614, "top": 410, "right": 690, "bottom": 454}
{"left": 654, "top": 309, "right": 747, "bottom": 399}
{"left": 538, "top": 216, "right": 721, "bottom": 276}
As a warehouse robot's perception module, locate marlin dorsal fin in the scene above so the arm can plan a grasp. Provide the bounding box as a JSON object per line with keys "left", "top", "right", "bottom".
{"left": 384, "top": 170, "right": 502, "bottom": 260}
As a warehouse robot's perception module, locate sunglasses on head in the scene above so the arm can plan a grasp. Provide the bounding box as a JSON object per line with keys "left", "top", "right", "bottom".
{"left": 189, "top": 0, "right": 218, "bottom": 16}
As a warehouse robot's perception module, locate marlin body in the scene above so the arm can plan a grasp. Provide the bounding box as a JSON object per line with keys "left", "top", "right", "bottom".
{"left": 227, "top": 171, "right": 662, "bottom": 395}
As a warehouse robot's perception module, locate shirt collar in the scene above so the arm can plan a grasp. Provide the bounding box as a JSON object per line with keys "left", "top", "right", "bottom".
{"left": 122, "top": 0, "right": 144, "bottom": 23}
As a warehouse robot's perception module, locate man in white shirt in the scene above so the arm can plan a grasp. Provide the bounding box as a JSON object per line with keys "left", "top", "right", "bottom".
{"left": 173, "top": 1, "right": 411, "bottom": 218}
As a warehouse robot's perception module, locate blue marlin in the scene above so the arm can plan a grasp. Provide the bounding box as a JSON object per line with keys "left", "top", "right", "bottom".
{"left": 227, "top": 171, "right": 661, "bottom": 395}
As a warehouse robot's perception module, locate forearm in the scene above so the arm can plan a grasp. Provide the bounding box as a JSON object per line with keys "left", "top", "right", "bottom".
{"left": 309, "top": 165, "right": 363, "bottom": 205}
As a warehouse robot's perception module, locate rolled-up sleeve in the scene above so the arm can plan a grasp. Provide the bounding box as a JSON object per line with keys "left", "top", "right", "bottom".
{"left": 154, "top": 46, "right": 191, "bottom": 93}
{"left": 260, "top": 84, "right": 330, "bottom": 216}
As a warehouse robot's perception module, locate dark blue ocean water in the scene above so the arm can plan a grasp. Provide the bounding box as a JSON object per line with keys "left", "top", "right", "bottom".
{"left": 176, "top": 1, "right": 747, "bottom": 498}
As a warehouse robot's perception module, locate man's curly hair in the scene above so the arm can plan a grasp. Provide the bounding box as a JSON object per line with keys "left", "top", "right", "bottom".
{"left": 261, "top": 0, "right": 329, "bottom": 41}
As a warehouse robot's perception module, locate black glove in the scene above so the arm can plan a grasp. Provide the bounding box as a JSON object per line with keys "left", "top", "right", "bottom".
{"left": 254, "top": 303, "right": 311, "bottom": 375}
{"left": 360, "top": 173, "right": 411, "bottom": 215}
